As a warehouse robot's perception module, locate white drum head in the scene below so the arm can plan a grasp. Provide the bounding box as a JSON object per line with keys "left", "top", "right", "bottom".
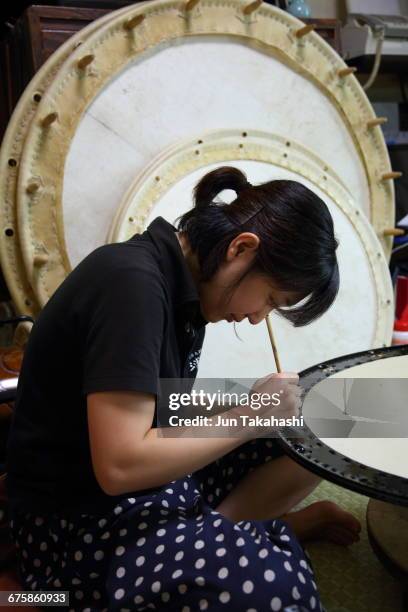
{"left": 63, "top": 37, "right": 371, "bottom": 268}
{"left": 302, "top": 355, "right": 408, "bottom": 479}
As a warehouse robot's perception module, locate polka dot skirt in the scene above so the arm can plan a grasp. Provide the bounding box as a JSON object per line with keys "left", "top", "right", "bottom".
{"left": 9, "top": 439, "right": 324, "bottom": 611}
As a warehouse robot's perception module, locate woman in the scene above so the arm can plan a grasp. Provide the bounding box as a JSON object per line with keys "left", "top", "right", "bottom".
{"left": 6, "top": 166, "right": 361, "bottom": 612}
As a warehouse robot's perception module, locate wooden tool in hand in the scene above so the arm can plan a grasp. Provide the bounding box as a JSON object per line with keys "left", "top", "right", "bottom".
{"left": 265, "top": 314, "right": 282, "bottom": 373}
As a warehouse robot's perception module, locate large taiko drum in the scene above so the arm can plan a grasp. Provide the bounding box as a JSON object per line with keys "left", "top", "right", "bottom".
{"left": 0, "top": 0, "right": 399, "bottom": 376}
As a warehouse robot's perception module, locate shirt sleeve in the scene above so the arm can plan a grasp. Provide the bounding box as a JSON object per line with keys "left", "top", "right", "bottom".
{"left": 82, "top": 266, "right": 166, "bottom": 396}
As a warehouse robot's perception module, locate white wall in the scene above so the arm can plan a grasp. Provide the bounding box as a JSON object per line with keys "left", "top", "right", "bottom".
{"left": 306, "top": 0, "right": 408, "bottom": 19}
{"left": 344, "top": 0, "right": 408, "bottom": 16}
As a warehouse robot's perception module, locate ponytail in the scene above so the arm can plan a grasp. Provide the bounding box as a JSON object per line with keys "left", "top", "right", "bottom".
{"left": 194, "top": 167, "right": 250, "bottom": 210}
{"left": 177, "top": 166, "right": 250, "bottom": 229}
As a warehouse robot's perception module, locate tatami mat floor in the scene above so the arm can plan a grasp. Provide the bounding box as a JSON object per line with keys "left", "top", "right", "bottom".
{"left": 295, "top": 481, "right": 404, "bottom": 612}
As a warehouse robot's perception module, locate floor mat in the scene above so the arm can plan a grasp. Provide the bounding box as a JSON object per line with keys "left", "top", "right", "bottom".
{"left": 294, "top": 480, "right": 404, "bottom": 612}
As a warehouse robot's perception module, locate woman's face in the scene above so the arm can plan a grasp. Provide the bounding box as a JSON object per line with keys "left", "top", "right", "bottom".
{"left": 197, "top": 232, "right": 301, "bottom": 324}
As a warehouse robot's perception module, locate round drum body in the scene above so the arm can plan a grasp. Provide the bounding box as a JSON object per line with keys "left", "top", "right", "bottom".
{"left": 0, "top": 0, "right": 397, "bottom": 375}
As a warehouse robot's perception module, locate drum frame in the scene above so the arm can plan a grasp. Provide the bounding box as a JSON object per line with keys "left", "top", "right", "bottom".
{"left": 277, "top": 344, "right": 408, "bottom": 507}
{"left": 0, "top": 3, "right": 147, "bottom": 319}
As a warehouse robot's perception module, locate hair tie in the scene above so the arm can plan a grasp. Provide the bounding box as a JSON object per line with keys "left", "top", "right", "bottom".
{"left": 228, "top": 202, "right": 266, "bottom": 227}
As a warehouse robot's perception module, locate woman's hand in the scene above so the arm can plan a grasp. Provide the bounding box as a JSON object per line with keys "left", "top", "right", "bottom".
{"left": 251, "top": 371, "right": 301, "bottom": 417}
{"left": 233, "top": 371, "right": 302, "bottom": 439}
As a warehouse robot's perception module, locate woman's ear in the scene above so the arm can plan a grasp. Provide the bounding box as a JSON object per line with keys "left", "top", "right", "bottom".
{"left": 225, "top": 232, "right": 259, "bottom": 262}
{"left": 236, "top": 233, "right": 260, "bottom": 255}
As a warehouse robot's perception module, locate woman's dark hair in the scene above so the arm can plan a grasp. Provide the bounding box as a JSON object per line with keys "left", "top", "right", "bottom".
{"left": 175, "top": 166, "right": 339, "bottom": 327}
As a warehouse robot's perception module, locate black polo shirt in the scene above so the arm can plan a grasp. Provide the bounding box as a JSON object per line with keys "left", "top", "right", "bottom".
{"left": 5, "top": 216, "right": 207, "bottom": 513}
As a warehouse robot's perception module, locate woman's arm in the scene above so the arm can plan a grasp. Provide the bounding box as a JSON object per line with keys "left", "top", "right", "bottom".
{"left": 87, "top": 390, "right": 245, "bottom": 496}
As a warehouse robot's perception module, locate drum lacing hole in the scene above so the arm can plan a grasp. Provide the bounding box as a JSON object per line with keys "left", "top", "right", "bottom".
{"left": 33, "top": 93, "right": 42, "bottom": 103}
{"left": 242, "top": 132, "right": 247, "bottom": 137}
{"left": 197, "top": 139, "right": 203, "bottom": 144}
{"left": 377, "top": 252, "right": 382, "bottom": 258}
{"left": 8, "top": 158, "right": 17, "bottom": 167}
{"left": 283, "top": 153, "right": 288, "bottom": 158}
{"left": 4, "top": 228, "right": 14, "bottom": 237}
{"left": 323, "top": 166, "right": 328, "bottom": 172}
{"left": 128, "top": 217, "right": 134, "bottom": 223}
{"left": 323, "top": 176, "right": 327, "bottom": 181}
{"left": 25, "top": 300, "right": 31, "bottom": 307}
{"left": 355, "top": 210, "right": 360, "bottom": 215}
{"left": 343, "top": 457, "right": 351, "bottom": 462}
{"left": 329, "top": 449, "right": 336, "bottom": 455}
{"left": 316, "top": 441, "right": 322, "bottom": 447}
{"left": 239, "top": 144, "right": 243, "bottom": 148}
{"left": 386, "top": 299, "right": 391, "bottom": 304}
{"left": 286, "top": 141, "right": 291, "bottom": 147}
{"left": 195, "top": 150, "right": 200, "bottom": 155}
{"left": 155, "top": 176, "right": 160, "bottom": 182}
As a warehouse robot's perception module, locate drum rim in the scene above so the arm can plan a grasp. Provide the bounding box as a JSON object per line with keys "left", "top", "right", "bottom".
{"left": 110, "top": 128, "right": 354, "bottom": 240}
{"left": 0, "top": 2, "right": 148, "bottom": 317}
{"left": 15, "top": 0, "right": 395, "bottom": 308}
{"left": 277, "top": 344, "right": 408, "bottom": 507}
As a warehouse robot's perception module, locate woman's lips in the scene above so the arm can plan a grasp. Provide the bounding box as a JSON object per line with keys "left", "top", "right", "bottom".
{"left": 233, "top": 314, "right": 252, "bottom": 323}
{"left": 226, "top": 314, "right": 248, "bottom": 323}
